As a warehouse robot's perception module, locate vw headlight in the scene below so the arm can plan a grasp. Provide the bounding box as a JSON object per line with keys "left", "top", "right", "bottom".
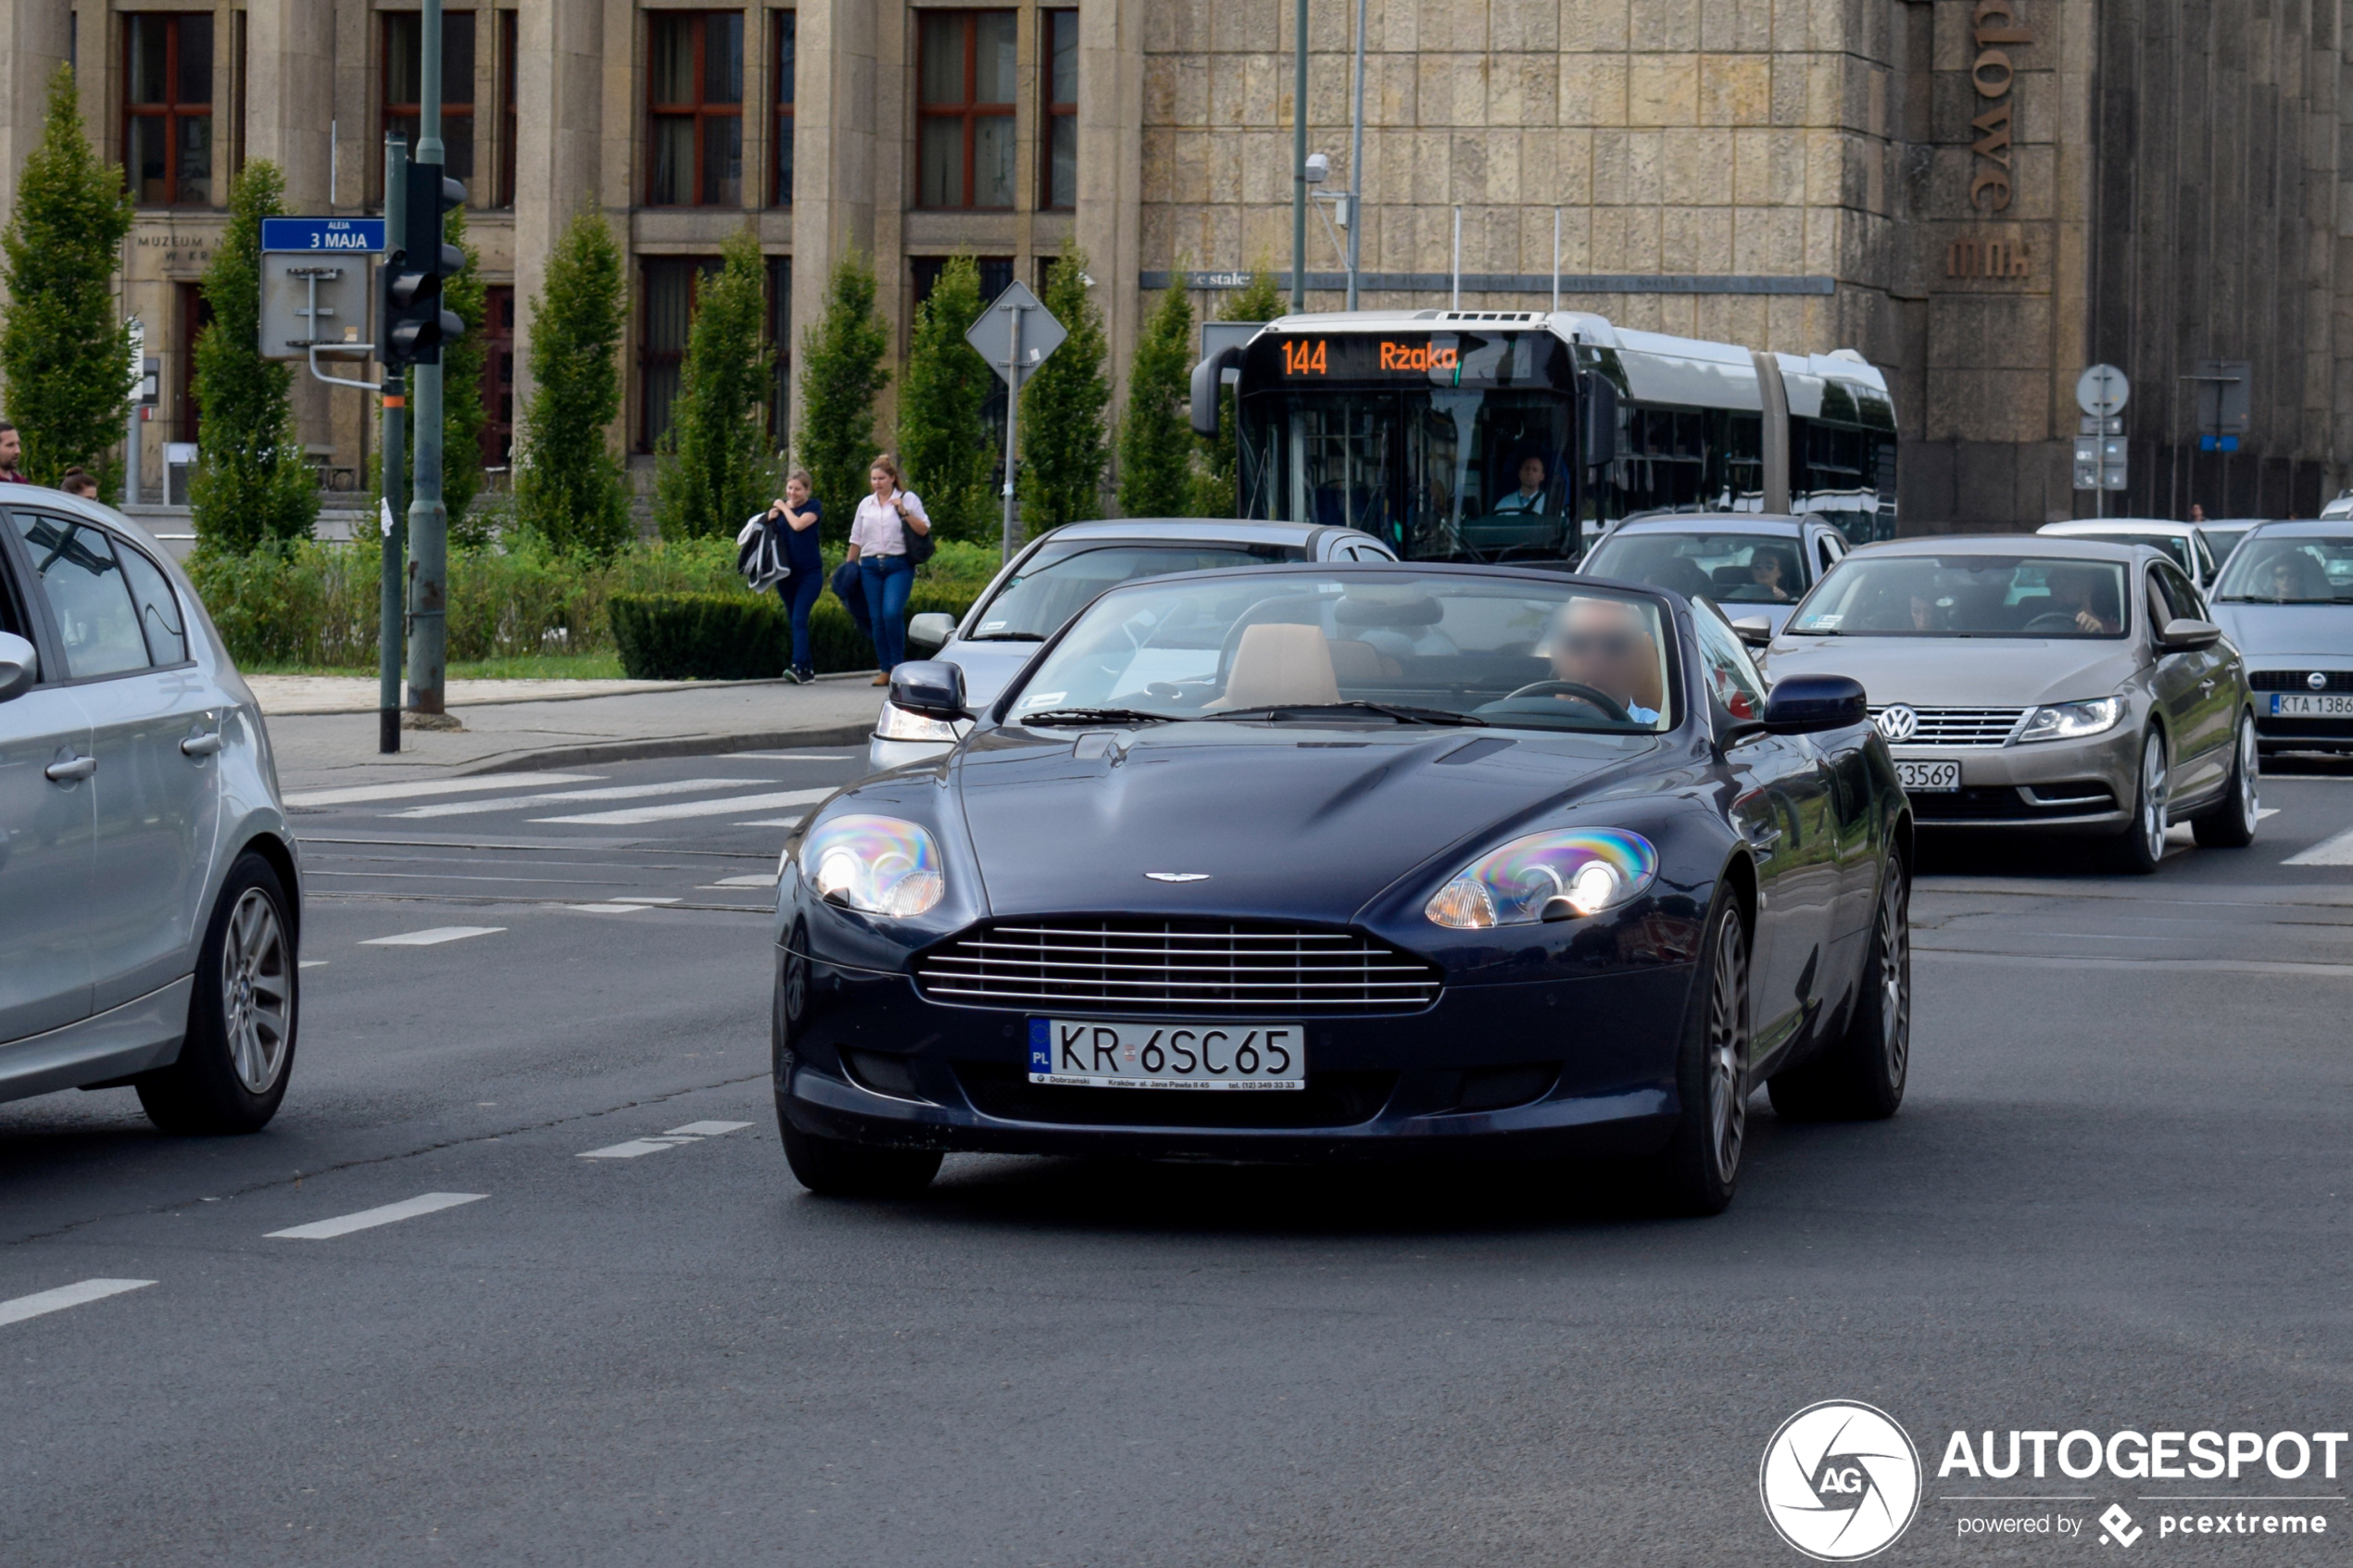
{"left": 875, "top": 700, "right": 963, "bottom": 744}
{"left": 799, "top": 813, "right": 946, "bottom": 917}
{"left": 2015, "top": 695, "right": 2125, "bottom": 745}
{"left": 1425, "top": 828, "right": 1659, "bottom": 929}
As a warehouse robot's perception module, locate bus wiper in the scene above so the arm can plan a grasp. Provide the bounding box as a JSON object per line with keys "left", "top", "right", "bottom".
{"left": 1220, "top": 701, "right": 1487, "bottom": 727}
{"left": 962, "top": 630, "right": 1046, "bottom": 641}
{"left": 1016, "top": 707, "right": 1188, "bottom": 726}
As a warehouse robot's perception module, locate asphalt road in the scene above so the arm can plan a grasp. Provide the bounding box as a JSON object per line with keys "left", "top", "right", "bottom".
{"left": 5, "top": 748, "right": 2351, "bottom": 1566}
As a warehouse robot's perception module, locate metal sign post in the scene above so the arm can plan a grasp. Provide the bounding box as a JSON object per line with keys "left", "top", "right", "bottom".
{"left": 2074, "top": 363, "right": 2131, "bottom": 516}
{"left": 123, "top": 317, "right": 144, "bottom": 506}
{"left": 379, "top": 136, "right": 409, "bottom": 755}
{"left": 965, "top": 280, "right": 1066, "bottom": 562}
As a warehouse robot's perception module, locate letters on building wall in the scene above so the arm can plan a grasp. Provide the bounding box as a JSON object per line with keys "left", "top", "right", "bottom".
{"left": 1969, "top": 0, "right": 2032, "bottom": 211}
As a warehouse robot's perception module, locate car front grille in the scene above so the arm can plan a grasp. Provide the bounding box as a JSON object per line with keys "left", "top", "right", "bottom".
{"left": 913, "top": 919, "right": 1444, "bottom": 1015}
{"left": 2249, "top": 670, "right": 2353, "bottom": 692}
{"left": 1871, "top": 707, "right": 2028, "bottom": 746}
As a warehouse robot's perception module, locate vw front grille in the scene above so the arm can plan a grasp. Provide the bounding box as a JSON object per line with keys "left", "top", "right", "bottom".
{"left": 1871, "top": 707, "right": 2028, "bottom": 746}
{"left": 913, "top": 919, "right": 1443, "bottom": 1015}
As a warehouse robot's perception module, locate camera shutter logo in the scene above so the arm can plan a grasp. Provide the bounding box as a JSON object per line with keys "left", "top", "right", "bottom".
{"left": 1874, "top": 705, "right": 1919, "bottom": 744}
{"left": 1759, "top": 1400, "right": 1922, "bottom": 1561}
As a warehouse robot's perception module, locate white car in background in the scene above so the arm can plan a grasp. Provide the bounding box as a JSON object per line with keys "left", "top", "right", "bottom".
{"left": 2038, "top": 519, "right": 2221, "bottom": 591}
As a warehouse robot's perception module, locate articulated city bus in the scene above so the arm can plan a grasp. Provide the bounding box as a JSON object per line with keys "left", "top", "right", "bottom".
{"left": 1189, "top": 308, "right": 1899, "bottom": 564}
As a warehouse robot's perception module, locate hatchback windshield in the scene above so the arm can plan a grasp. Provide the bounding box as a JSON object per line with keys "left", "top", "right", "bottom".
{"left": 1006, "top": 571, "right": 1675, "bottom": 734}
{"left": 1580, "top": 531, "right": 1809, "bottom": 605}
{"left": 1791, "top": 556, "right": 2132, "bottom": 637}
{"left": 964, "top": 542, "right": 1295, "bottom": 641}
{"left": 2210, "top": 535, "right": 2353, "bottom": 603}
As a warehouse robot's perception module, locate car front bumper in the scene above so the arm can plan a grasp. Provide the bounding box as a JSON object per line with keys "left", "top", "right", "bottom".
{"left": 774, "top": 947, "right": 1692, "bottom": 1163}
{"left": 1888, "top": 721, "right": 2141, "bottom": 831}
{"left": 2246, "top": 666, "right": 2353, "bottom": 754}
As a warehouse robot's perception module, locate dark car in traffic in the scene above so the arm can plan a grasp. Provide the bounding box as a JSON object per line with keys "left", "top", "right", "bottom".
{"left": 769, "top": 563, "right": 1913, "bottom": 1215}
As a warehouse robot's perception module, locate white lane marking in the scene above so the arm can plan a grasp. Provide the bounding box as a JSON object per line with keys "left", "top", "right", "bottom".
{"left": 735, "top": 815, "right": 813, "bottom": 828}
{"left": 0, "top": 1278, "right": 156, "bottom": 1329}
{"left": 299, "top": 960, "right": 329, "bottom": 969}
{"left": 579, "top": 1121, "right": 753, "bottom": 1159}
{"left": 707, "top": 873, "right": 778, "bottom": 888}
{"left": 2285, "top": 825, "right": 2353, "bottom": 866}
{"left": 285, "top": 771, "right": 603, "bottom": 808}
{"left": 387, "top": 777, "right": 773, "bottom": 819}
{"left": 266, "top": 1191, "right": 486, "bottom": 1239}
{"left": 665, "top": 1121, "right": 752, "bottom": 1137}
{"left": 535, "top": 787, "right": 834, "bottom": 826}
{"left": 610, "top": 896, "right": 681, "bottom": 905}
{"left": 566, "top": 903, "right": 652, "bottom": 914}
{"left": 2259, "top": 808, "right": 2281, "bottom": 821}
{"left": 361, "top": 925, "right": 506, "bottom": 947}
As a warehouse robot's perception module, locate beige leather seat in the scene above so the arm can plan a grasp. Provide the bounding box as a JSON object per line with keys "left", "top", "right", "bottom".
{"left": 1209, "top": 622, "right": 1340, "bottom": 709}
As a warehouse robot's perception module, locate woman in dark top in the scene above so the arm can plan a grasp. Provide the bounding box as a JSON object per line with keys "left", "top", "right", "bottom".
{"left": 767, "top": 469, "right": 825, "bottom": 683}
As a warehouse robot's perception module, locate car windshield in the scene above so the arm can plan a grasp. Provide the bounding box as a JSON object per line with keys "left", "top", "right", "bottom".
{"left": 1580, "top": 531, "right": 1807, "bottom": 604}
{"left": 2210, "top": 535, "right": 2353, "bottom": 603}
{"left": 1006, "top": 571, "right": 1676, "bottom": 734}
{"left": 1790, "top": 556, "right": 2132, "bottom": 638}
{"left": 2064, "top": 531, "right": 2199, "bottom": 577}
{"left": 965, "top": 542, "right": 1296, "bottom": 640}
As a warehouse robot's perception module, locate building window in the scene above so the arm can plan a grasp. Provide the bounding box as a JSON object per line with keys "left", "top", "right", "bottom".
{"left": 766, "top": 256, "right": 792, "bottom": 439}
{"left": 774, "top": 11, "right": 796, "bottom": 207}
{"left": 483, "top": 285, "right": 516, "bottom": 468}
{"left": 648, "top": 12, "right": 743, "bottom": 207}
{"left": 917, "top": 11, "right": 1016, "bottom": 210}
{"left": 1042, "top": 10, "right": 1076, "bottom": 209}
{"left": 124, "top": 13, "right": 213, "bottom": 207}
{"left": 640, "top": 257, "right": 720, "bottom": 449}
{"left": 497, "top": 10, "right": 518, "bottom": 207}
{"left": 384, "top": 10, "right": 476, "bottom": 187}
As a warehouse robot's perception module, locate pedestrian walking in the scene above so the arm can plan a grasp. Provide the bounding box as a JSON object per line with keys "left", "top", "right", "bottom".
{"left": 59, "top": 468, "right": 97, "bottom": 499}
{"left": 765, "top": 469, "right": 824, "bottom": 684}
{"left": 844, "top": 454, "right": 932, "bottom": 685}
{"left": 0, "top": 421, "right": 27, "bottom": 483}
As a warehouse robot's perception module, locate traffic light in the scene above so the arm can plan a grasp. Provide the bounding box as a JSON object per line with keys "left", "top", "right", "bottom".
{"left": 382, "top": 165, "right": 468, "bottom": 369}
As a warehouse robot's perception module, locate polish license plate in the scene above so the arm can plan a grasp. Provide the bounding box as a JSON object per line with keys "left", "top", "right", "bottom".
{"left": 1028, "top": 1019, "right": 1306, "bottom": 1090}
{"left": 1895, "top": 759, "right": 1960, "bottom": 793}
{"left": 2270, "top": 693, "right": 2353, "bottom": 717}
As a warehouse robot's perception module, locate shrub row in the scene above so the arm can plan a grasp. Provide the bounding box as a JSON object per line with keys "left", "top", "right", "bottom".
{"left": 609, "top": 586, "right": 981, "bottom": 680}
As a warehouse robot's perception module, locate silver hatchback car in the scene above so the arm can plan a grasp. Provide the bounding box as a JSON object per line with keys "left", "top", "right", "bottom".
{"left": 0, "top": 486, "right": 301, "bottom": 1131}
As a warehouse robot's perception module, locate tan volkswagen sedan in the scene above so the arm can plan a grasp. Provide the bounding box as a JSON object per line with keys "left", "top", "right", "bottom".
{"left": 1759, "top": 536, "right": 2258, "bottom": 873}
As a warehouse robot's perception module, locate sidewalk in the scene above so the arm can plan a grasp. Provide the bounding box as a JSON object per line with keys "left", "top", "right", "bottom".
{"left": 258, "top": 673, "right": 886, "bottom": 794}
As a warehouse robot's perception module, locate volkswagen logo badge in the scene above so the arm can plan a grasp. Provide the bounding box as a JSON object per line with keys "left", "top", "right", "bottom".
{"left": 2309, "top": 671, "right": 2330, "bottom": 692}
{"left": 1873, "top": 705, "right": 1919, "bottom": 744}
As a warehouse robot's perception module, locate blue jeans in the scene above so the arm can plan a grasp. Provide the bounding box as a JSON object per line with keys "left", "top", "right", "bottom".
{"left": 777, "top": 569, "right": 823, "bottom": 671}
{"left": 860, "top": 554, "right": 914, "bottom": 673}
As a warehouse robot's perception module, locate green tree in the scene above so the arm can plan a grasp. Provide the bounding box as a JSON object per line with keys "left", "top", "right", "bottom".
{"left": 1116, "top": 281, "right": 1195, "bottom": 519}
{"left": 513, "top": 208, "right": 631, "bottom": 555}
{"left": 438, "top": 203, "right": 490, "bottom": 544}
{"left": 793, "top": 247, "right": 890, "bottom": 539}
{"left": 653, "top": 228, "right": 775, "bottom": 540}
{"left": 1018, "top": 240, "right": 1110, "bottom": 533}
{"left": 896, "top": 253, "right": 995, "bottom": 542}
{"left": 188, "top": 161, "right": 318, "bottom": 553}
{"left": 1187, "top": 267, "right": 1284, "bottom": 517}
{"left": 0, "top": 66, "right": 135, "bottom": 493}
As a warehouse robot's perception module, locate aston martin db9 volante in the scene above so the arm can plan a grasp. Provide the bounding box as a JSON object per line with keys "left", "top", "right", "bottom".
{"left": 771, "top": 564, "right": 1913, "bottom": 1215}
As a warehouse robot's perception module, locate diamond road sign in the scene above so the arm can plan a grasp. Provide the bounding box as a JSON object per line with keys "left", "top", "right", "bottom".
{"left": 965, "top": 281, "right": 1065, "bottom": 390}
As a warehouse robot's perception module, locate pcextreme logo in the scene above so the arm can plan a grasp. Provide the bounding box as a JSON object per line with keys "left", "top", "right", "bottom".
{"left": 1760, "top": 1400, "right": 1924, "bottom": 1561}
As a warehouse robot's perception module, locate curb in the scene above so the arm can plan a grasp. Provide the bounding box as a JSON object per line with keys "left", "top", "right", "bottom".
{"left": 449, "top": 721, "right": 879, "bottom": 777}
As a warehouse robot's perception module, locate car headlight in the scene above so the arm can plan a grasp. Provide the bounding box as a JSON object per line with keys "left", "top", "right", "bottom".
{"left": 875, "top": 700, "right": 963, "bottom": 744}
{"left": 799, "top": 814, "right": 946, "bottom": 917}
{"left": 1425, "top": 828, "right": 1659, "bottom": 929}
{"left": 2015, "top": 695, "right": 2125, "bottom": 745}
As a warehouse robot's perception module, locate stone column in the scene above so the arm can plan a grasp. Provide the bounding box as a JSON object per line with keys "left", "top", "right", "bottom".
{"left": 510, "top": 0, "right": 607, "bottom": 430}
{"left": 244, "top": 0, "right": 339, "bottom": 464}
{"left": 0, "top": 1, "right": 72, "bottom": 274}
{"left": 1076, "top": 0, "right": 1147, "bottom": 423}
{"left": 788, "top": 0, "right": 880, "bottom": 450}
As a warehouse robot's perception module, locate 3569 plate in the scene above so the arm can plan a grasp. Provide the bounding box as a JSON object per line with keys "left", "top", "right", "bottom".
{"left": 1894, "top": 759, "right": 1960, "bottom": 793}
{"left": 1028, "top": 1019, "right": 1305, "bottom": 1090}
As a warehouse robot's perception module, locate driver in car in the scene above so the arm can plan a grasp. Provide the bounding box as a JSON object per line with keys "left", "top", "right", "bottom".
{"left": 1535, "top": 596, "right": 1665, "bottom": 723}
{"left": 2047, "top": 566, "right": 2120, "bottom": 634}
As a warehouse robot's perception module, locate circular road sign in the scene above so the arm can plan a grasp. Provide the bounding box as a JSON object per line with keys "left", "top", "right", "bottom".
{"left": 2076, "top": 363, "right": 2130, "bottom": 417}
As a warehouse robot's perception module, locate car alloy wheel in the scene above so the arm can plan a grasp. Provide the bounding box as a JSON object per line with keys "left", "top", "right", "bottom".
{"left": 2236, "top": 717, "right": 2259, "bottom": 822}
{"left": 1875, "top": 865, "right": 1910, "bottom": 1096}
{"left": 1705, "top": 911, "right": 1750, "bottom": 1185}
{"left": 2137, "top": 732, "right": 2170, "bottom": 864}
{"left": 220, "top": 888, "right": 293, "bottom": 1094}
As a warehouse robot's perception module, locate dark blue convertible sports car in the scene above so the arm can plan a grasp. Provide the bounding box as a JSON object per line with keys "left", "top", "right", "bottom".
{"left": 771, "top": 563, "right": 1912, "bottom": 1213}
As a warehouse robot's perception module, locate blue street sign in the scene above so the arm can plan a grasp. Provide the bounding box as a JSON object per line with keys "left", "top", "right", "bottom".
{"left": 2199, "top": 434, "right": 2242, "bottom": 453}
{"left": 260, "top": 217, "right": 387, "bottom": 254}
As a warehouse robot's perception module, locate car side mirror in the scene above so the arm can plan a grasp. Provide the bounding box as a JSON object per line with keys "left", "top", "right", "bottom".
{"left": 2158, "top": 616, "right": 2221, "bottom": 651}
{"left": 1730, "top": 614, "right": 1774, "bottom": 649}
{"left": 906, "top": 611, "right": 957, "bottom": 655}
{"left": 0, "top": 631, "right": 35, "bottom": 702}
{"left": 887, "top": 659, "right": 966, "bottom": 721}
{"left": 1578, "top": 371, "right": 1619, "bottom": 470}
{"left": 1758, "top": 673, "right": 1868, "bottom": 735}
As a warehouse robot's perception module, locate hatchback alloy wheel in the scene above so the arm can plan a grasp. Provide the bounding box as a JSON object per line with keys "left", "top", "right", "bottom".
{"left": 220, "top": 888, "right": 292, "bottom": 1094}
{"left": 1705, "top": 912, "right": 1750, "bottom": 1185}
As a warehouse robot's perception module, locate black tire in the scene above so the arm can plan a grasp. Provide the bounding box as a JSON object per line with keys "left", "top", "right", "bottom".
{"left": 2191, "top": 711, "right": 2259, "bottom": 849}
{"left": 2101, "top": 729, "right": 2171, "bottom": 874}
{"left": 777, "top": 1112, "right": 942, "bottom": 1198}
{"left": 1648, "top": 893, "right": 1751, "bottom": 1216}
{"left": 1768, "top": 847, "right": 1910, "bottom": 1122}
{"left": 138, "top": 852, "right": 297, "bottom": 1135}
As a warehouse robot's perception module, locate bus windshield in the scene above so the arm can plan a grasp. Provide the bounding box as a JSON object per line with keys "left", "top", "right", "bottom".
{"left": 1239, "top": 387, "right": 1575, "bottom": 564}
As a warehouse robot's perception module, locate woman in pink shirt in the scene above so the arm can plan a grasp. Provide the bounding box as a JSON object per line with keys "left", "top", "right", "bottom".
{"left": 844, "top": 454, "right": 932, "bottom": 684}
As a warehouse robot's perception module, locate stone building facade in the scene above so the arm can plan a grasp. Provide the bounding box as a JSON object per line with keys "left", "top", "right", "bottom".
{"left": 0, "top": 0, "right": 2345, "bottom": 527}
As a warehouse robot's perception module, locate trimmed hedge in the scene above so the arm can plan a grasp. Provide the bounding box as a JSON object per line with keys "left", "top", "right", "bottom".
{"left": 609, "top": 584, "right": 981, "bottom": 680}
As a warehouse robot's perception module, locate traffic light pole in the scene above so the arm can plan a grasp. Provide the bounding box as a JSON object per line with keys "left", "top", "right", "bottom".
{"left": 378, "top": 134, "right": 408, "bottom": 755}
{"left": 406, "top": 0, "right": 449, "bottom": 720}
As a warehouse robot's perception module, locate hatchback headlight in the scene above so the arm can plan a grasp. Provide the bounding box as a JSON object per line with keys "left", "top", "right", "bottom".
{"left": 2015, "top": 696, "right": 2125, "bottom": 745}
{"left": 799, "top": 814, "right": 946, "bottom": 917}
{"left": 875, "top": 701, "right": 963, "bottom": 744}
{"left": 1426, "top": 828, "right": 1659, "bottom": 929}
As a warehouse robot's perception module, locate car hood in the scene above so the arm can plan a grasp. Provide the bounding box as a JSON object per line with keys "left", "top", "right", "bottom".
{"left": 1762, "top": 635, "right": 2145, "bottom": 707}
{"left": 939, "top": 638, "right": 1047, "bottom": 709}
{"left": 948, "top": 722, "right": 1667, "bottom": 922}
{"left": 2209, "top": 603, "right": 2353, "bottom": 662}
